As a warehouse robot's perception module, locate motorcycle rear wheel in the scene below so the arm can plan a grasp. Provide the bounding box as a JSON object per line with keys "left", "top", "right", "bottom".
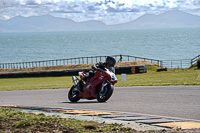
{"left": 97, "top": 84, "right": 114, "bottom": 102}
{"left": 68, "top": 86, "right": 80, "bottom": 102}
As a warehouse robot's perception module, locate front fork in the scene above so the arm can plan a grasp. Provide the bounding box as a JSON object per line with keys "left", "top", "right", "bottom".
{"left": 72, "top": 76, "right": 80, "bottom": 92}
{"left": 99, "top": 81, "right": 108, "bottom": 96}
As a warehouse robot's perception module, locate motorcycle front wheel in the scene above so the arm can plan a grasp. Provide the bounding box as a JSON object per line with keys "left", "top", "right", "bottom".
{"left": 68, "top": 86, "right": 80, "bottom": 102}
{"left": 97, "top": 84, "right": 114, "bottom": 102}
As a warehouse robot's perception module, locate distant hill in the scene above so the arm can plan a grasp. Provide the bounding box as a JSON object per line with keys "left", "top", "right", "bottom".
{"left": 0, "top": 15, "right": 107, "bottom": 32}
{"left": 110, "top": 10, "right": 200, "bottom": 29}
{"left": 0, "top": 10, "right": 200, "bottom": 32}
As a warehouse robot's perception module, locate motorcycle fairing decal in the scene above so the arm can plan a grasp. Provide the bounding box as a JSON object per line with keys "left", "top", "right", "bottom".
{"left": 99, "top": 75, "right": 104, "bottom": 80}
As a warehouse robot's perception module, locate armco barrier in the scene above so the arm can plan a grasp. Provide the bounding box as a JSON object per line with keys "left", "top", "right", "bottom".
{"left": 0, "top": 65, "right": 146, "bottom": 78}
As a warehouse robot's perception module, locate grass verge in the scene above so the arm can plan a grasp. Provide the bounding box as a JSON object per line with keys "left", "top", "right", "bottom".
{"left": 117, "top": 67, "right": 200, "bottom": 86}
{"left": 1, "top": 107, "right": 197, "bottom": 133}
{"left": 0, "top": 66, "right": 200, "bottom": 91}
{"left": 0, "top": 107, "right": 132, "bottom": 133}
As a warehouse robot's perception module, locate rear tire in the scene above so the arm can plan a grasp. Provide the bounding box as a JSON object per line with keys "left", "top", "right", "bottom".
{"left": 97, "top": 84, "right": 114, "bottom": 102}
{"left": 68, "top": 86, "right": 80, "bottom": 102}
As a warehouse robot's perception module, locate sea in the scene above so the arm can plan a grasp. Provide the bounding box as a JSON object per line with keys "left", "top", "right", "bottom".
{"left": 0, "top": 27, "right": 200, "bottom": 63}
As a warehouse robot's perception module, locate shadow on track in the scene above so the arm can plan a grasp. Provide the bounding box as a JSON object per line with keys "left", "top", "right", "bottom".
{"left": 60, "top": 101, "right": 106, "bottom": 104}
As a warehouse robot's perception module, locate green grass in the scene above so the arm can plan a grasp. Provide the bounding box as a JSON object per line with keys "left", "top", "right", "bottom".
{"left": 1, "top": 67, "right": 199, "bottom": 133}
{"left": 0, "top": 66, "right": 200, "bottom": 91}
{"left": 0, "top": 76, "right": 73, "bottom": 91}
{"left": 117, "top": 68, "right": 200, "bottom": 86}
{"left": 0, "top": 107, "right": 132, "bottom": 133}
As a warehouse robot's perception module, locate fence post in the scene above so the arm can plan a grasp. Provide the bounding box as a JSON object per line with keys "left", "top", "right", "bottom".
{"left": 171, "top": 60, "right": 173, "bottom": 69}
{"left": 191, "top": 60, "right": 193, "bottom": 66}
{"left": 198, "top": 58, "right": 200, "bottom": 69}
{"left": 87, "top": 57, "right": 88, "bottom": 64}
{"left": 180, "top": 60, "right": 182, "bottom": 69}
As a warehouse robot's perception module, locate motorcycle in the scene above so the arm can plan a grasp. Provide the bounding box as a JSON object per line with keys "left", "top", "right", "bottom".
{"left": 68, "top": 68, "right": 118, "bottom": 102}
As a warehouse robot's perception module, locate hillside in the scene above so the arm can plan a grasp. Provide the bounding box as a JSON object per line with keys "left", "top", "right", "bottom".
{"left": 111, "top": 10, "right": 200, "bottom": 29}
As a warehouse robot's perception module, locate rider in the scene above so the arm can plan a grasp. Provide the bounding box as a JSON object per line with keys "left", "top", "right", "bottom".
{"left": 92, "top": 56, "right": 116, "bottom": 73}
{"left": 78, "top": 56, "right": 116, "bottom": 91}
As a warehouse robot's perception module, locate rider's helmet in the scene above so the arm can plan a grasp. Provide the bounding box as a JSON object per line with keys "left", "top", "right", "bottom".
{"left": 105, "top": 56, "right": 116, "bottom": 67}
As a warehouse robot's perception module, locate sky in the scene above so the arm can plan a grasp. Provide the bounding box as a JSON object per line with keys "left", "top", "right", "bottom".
{"left": 0, "top": 0, "right": 200, "bottom": 25}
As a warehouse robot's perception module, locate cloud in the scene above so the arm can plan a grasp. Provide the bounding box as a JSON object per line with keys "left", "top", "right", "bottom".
{"left": 0, "top": 0, "right": 200, "bottom": 24}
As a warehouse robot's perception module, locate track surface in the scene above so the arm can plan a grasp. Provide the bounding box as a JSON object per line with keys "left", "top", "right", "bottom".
{"left": 1, "top": 86, "right": 200, "bottom": 120}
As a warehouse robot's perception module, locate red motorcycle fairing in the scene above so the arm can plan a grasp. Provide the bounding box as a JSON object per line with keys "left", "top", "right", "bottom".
{"left": 78, "top": 71, "right": 112, "bottom": 99}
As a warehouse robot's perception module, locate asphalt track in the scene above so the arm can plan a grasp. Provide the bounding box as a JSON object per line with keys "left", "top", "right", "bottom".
{"left": 1, "top": 86, "right": 200, "bottom": 121}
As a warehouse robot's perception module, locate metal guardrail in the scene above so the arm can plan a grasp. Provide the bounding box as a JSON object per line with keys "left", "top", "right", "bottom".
{"left": 112, "top": 55, "right": 161, "bottom": 66}
{"left": 191, "top": 55, "right": 200, "bottom": 66}
{"left": 0, "top": 54, "right": 199, "bottom": 69}
{"left": 0, "top": 56, "right": 106, "bottom": 69}
{"left": 160, "top": 54, "right": 200, "bottom": 69}
{"left": 160, "top": 59, "right": 192, "bottom": 69}
{"left": 0, "top": 55, "right": 161, "bottom": 69}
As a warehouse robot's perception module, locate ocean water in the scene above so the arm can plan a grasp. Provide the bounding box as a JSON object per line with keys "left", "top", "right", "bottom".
{"left": 0, "top": 28, "right": 200, "bottom": 63}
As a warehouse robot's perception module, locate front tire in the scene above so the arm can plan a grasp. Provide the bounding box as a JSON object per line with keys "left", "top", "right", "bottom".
{"left": 97, "top": 84, "right": 114, "bottom": 102}
{"left": 68, "top": 86, "right": 80, "bottom": 102}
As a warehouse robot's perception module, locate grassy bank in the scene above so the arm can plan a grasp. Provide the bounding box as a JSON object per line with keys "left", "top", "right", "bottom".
{"left": 0, "top": 66, "right": 199, "bottom": 91}
{"left": 0, "top": 107, "right": 132, "bottom": 133}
